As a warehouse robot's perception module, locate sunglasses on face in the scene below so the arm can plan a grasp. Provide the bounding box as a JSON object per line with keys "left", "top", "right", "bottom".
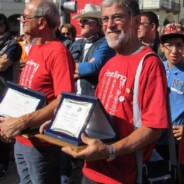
{"left": 61, "top": 32, "right": 71, "bottom": 36}
{"left": 79, "top": 19, "right": 97, "bottom": 24}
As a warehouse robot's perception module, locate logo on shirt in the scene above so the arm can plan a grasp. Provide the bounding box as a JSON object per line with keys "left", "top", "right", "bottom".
{"left": 19, "top": 60, "right": 39, "bottom": 88}
{"left": 98, "top": 70, "right": 127, "bottom": 116}
{"left": 171, "top": 78, "right": 184, "bottom": 94}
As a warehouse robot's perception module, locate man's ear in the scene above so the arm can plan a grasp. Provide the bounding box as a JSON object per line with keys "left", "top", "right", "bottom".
{"left": 38, "top": 17, "right": 47, "bottom": 30}
{"left": 151, "top": 23, "right": 157, "bottom": 31}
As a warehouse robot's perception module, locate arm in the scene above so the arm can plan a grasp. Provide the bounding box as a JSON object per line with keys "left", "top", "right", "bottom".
{"left": 0, "top": 44, "right": 74, "bottom": 141}
{"left": 0, "top": 41, "right": 22, "bottom": 72}
{"left": 0, "top": 54, "right": 13, "bottom": 72}
{"left": 75, "top": 39, "right": 115, "bottom": 76}
{"left": 0, "top": 41, "right": 22, "bottom": 82}
{"left": 62, "top": 126, "right": 162, "bottom": 161}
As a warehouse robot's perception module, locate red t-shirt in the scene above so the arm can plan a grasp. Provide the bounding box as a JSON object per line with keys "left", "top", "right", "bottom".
{"left": 83, "top": 47, "right": 168, "bottom": 184}
{"left": 16, "top": 41, "right": 75, "bottom": 146}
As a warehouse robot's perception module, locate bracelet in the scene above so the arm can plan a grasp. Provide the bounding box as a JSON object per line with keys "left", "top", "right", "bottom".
{"left": 106, "top": 144, "right": 116, "bottom": 162}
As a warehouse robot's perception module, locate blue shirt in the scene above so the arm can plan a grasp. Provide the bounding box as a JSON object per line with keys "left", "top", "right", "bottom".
{"left": 163, "top": 60, "right": 184, "bottom": 126}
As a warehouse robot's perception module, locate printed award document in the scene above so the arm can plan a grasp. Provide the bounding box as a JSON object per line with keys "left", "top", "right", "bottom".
{"left": 0, "top": 81, "right": 46, "bottom": 118}
{"left": 50, "top": 98, "right": 93, "bottom": 138}
{"left": 40, "top": 92, "right": 117, "bottom": 152}
{"left": 0, "top": 88, "right": 40, "bottom": 117}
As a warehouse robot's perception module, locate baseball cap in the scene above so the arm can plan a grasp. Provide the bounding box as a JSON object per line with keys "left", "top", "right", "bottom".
{"left": 160, "top": 23, "right": 184, "bottom": 43}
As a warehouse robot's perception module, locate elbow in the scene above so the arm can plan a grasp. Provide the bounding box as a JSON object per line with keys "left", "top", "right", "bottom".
{"left": 152, "top": 128, "right": 163, "bottom": 142}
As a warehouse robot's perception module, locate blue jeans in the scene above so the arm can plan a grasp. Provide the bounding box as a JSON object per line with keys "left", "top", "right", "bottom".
{"left": 14, "top": 141, "right": 60, "bottom": 184}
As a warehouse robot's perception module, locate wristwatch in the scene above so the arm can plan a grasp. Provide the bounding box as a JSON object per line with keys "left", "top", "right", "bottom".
{"left": 106, "top": 144, "right": 116, "bottom": 162}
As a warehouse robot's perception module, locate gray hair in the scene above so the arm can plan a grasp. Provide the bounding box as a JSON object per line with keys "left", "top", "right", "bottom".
{"left": 101, "top": 0, "right": 140, "bottom": 17}
{"left": 34, "top": 1, "right": 60, "bottom": 29}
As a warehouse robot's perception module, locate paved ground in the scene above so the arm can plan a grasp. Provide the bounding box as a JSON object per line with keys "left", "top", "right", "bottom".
{"left": 0, "top": 159, "right": 19, "bottom": 184}
{"left": 0, "top": 144, "right": 19, "bottom": 184}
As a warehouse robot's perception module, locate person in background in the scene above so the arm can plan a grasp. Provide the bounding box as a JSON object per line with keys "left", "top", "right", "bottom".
{"left": 59, "top": 0, "right": 168, "bottom": 183}
{"left": 60, "top": 23, "right": 76, "bottom": 43}
{"left": 18, "top": 33, "right": 34, "bottom": 72}
{"left": 156, "top": 23, "right": 184, "bottom": 183}
{"left": 0, "top": 13, "right": 21, "bottom": 179}
{"left": 0, "top": 14, "right": 21, "bottom": 83}
{"left": 56, "top": 28, "right": 74, "bottom": 49}
{"left": 70, "top": 3, "right": 115, "bottom": 96}
{"left": 0, "top": 1, "right": 75, "bottom": 184}
{"left": 137, "top": 11, "right": 160, "bottom": 53}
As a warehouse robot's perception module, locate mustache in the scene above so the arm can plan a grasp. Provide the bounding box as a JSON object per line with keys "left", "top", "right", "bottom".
{"left": 105, "top": 28, "right": 122, "bottom": 34}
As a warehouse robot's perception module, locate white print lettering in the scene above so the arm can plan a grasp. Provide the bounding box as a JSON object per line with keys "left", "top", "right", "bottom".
{"left": 20, "top": 60, "right": 39, "bottom": 88}
{"left": 98, "top": 70, "right": 127, "bottom": 116}
{"left": 171, "top": 78, "right": 184, "bottom": 95}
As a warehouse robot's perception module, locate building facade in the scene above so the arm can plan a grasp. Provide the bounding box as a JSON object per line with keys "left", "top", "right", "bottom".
{"left": 0, "top": 0, "right": 183, "bottom": 36}
{"left": 139, "top": 0, "right": 184, "bottom": 25}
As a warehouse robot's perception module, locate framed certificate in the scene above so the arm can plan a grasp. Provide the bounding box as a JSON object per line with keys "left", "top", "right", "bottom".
{"left": 44, "top": 92, "right": 117, "bottom": 147}
{"left": 0, "top": 81, "right": 46, "bottom": 118}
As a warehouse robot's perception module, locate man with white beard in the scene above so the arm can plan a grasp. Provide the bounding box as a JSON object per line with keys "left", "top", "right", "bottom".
{"left": 46, "top": 0, "right": 169, "bottom": 183}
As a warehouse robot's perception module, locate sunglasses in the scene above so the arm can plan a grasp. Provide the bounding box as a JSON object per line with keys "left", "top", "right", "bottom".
{"left": 79, "top": 19, "right": 97, "bottom": 24}
{"left": 61, "top": 32, "right": 71, "bottom": 36}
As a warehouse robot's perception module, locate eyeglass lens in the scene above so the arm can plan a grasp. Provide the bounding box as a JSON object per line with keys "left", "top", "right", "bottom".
{"left": 80, "top": 19, "right": 96, "bottom": 24}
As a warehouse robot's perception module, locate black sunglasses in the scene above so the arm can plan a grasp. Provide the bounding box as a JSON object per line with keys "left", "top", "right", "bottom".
{"left": 61, "top": 32, "right": 71, "bottom": 36}
{"left": 79, "top": 19, "right": 97, "bottom": 24}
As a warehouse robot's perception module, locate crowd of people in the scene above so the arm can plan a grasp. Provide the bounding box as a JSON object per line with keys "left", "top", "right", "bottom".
{"left": 0, "top": 0, "right": 184, "bottom": 184}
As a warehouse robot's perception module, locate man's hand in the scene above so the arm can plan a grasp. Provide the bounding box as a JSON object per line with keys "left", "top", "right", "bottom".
{"left": 62, "top": 133, "right": 109, "bottom": 161}
{"left": 173, "top": 125, "right": 184, "bottom": 141}
{"left": 0, "top": 116, "right": 25, "bottom": 141}
{"left": 0, "top": 54, "right": 13, "bottom": 72}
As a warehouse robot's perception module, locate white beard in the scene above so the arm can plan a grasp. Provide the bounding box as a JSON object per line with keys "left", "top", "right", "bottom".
{"left": 105, "top": 29, "right": 129, "bottom": 50}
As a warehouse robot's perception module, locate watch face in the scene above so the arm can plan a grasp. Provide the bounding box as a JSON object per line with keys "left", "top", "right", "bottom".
{"left": 106, "top": 145, "right": 116, "bottom": 162}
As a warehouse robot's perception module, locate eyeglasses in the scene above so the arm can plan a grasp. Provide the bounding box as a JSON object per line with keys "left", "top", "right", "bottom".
{"left": 61, "top": 32, "right": 71, "bottom": 36}
{"left": 21, "top": 14, "right": 42, "bottom": 21}
{"left": 164, "top": 43, "right": 184, "bottom": 51}
{"left": 79, "top": 19, "right": 97, "bottom": 24}
{"left": 101, "top": 13, "right": 128, "bottom": 26}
